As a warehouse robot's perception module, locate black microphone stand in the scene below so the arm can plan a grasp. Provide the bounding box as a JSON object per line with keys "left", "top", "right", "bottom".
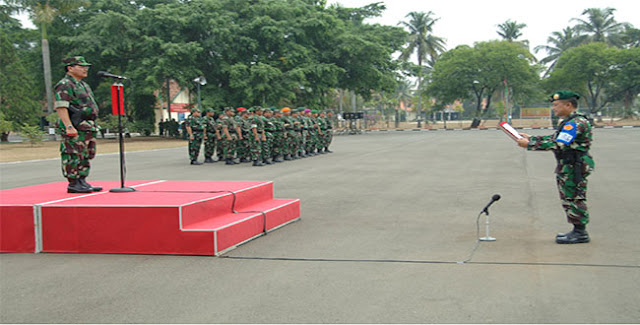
{"left": 109, "top": 81, "right": 135, "bottom": 193}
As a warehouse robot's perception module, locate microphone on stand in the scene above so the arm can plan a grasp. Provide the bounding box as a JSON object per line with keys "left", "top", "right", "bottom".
{"left": 481, "top": 194, "right": 501, "bottom": 215}
{"left": 97, "top": 71, "right": 128, "bottom": 80}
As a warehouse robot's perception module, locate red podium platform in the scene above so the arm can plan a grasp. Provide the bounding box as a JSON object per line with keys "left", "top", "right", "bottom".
{"left": 0, "top": 180, "right": 300, "bottom": 255}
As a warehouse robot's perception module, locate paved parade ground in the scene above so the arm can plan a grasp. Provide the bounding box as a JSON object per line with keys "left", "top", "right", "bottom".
{"left": 1, "top": 128, "right": 639, "bottom": 323}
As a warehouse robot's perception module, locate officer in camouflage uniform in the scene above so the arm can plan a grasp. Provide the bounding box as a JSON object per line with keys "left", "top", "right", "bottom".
{"left": 271, "top": 109, "right": 286, "bottom": 162}
{"left": 235, "top": 107, "right": 249, "bottom": 162}
{"left": 241, "top": 109, "right": 263, "bottom": 166}
{"left": 324, "top": 110, "right": 334, "bottom": 153}
{"left": 185, "top": 108, "right": 206, "bottom": 165}
{"left": 281, "top": 107, "right": 295, "bottom": 160}
{"left": 260, "top": 108, "right": 275, "bottom": 165}
{"left": 217, "top": 107, "right": 239, "bottom": 165}
{"left": 317, "top": 111, "right": 328, "bottom": 153}
{"left": 517, "top": 91, "right": 595, "bottom": 244}
{"left": 203, "top": 108, "right": 218, "bottom": 163}
{"left": 54, "top": 56, "right": 102, "bottom": 193}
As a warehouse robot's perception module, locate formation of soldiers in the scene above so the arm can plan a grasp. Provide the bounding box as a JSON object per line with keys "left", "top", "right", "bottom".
{"left": 184, "top": 106, "right": 335, "bottom": 166}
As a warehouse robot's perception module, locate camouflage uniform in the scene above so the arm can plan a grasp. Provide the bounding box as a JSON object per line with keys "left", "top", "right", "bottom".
{"left": 324, "top": 111, "right": 334, "bottom": 152}
{"left": 317, "top": 113, "right": 328, "bottom": 152}
{"left": 527, "top": 112, "right": 595, "bottom": 226}
{"left": 217, "top": 112, "right": 238, "bottom": 163}
{"left": 185, "top": 112, "right": 206, "bottom": 163}
{"left": 271, "top": 112, "right": 286, "bottom": 162}
{"left": 54, "top": 74, "right": 99, "bottom": 181}
{"left": 241, "top": 113, "right": 262, "bottom": 163}
{"left": 203, "top": 110, "right": 218, "bottom": 162}
{"left": 281, "top": 111, "right": 296, "bottom": 159}
{"left": 261, "top": 110, "right": 275, "bottom": 164}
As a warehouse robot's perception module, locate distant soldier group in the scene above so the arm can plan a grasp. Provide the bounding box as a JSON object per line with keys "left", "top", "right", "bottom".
{"left": 184, "top": 106, "right": 335, "bottom": 166}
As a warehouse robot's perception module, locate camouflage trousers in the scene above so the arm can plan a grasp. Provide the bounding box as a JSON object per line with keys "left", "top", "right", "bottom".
{"left": 262, "top": 133, "right": 273, "bottom": 160}
{"left": 324, "top": 131, "right": 333, "bottom": 148}
{"left": 219, "top": 135, "right": 237, "bottom": 159}
{"left": 247, "top": 136, "right": 262, "bottom": 161}
{"left": 272, "top": 132, "right": 285, "bottom": 157}
{"left": 188, "top": 133, "right": 204, "bottom": 161}
{"left": 285, "top": 131, "right": 300, "bottom": 155}
{"left": 60, "top": 131, "right": 97, "bottom": 180}
{"left": 556, "top": 171, "right": 590, "bottom": 225}
{"left": 204, "top": 133, "right": 217, "bottom": 158}
{"left": 236, "top": 136, "right": 249, "bottom": 159}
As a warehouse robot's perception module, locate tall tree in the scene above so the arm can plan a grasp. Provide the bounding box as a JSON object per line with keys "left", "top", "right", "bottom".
{"left": 571, "top": 7, "right": 630, "bottom": 47}
{"left": 534, "top": 26, "right": 586, "bottom": 76}
{"left": 497, "top": 19, "right": 527, "bottom": 43}
{"left": 0, "top": 29, "right": 41, "bottom": 141}
{"left": 428, "top": 41, "right": 539, "bottom": 126}
{"left": 7, "top": 0, "right": 89, "bottom": 115}
{"left": 399, "top": 11, "right": 445, "bottom": 127}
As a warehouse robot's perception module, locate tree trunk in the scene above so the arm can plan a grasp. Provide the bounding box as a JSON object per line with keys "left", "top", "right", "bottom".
{"left": 42, "top": 38, "right": 53, "bottom": 114}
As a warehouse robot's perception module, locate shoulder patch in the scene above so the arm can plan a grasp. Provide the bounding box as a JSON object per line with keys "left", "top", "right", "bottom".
{"left": 556, "top": 122, "right": 577, "bottom": 145}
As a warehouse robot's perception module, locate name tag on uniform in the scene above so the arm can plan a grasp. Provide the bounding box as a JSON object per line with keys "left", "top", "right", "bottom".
{"left": 556, "top": 122, "right": 577, "bottom": 145}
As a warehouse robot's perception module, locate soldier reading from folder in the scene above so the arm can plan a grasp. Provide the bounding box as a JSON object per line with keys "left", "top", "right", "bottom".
{"left": 516, "top": 91, "right": 595, "bottom": 244}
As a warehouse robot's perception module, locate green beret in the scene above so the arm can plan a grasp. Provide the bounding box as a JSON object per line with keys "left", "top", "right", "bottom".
{"left": 224, "top": 107, "right": 234, "bottom": 112}
{"left": 311, "top": 110, "right": 318, "bottom": 114}
{"left": 190, "top": 107, "right": 201, "bottom": 113}
{"left": 204, "top": 108, "right": 214, "bottom": 113}
{"left": 62, "top": 56, "right": 92, "bottom": 66}
{"left": 549, "top": 90, "right": 581, "bottom": 102}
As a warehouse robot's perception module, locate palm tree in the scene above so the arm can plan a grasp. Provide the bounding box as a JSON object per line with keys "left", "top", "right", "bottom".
{"left": 534, "top": 27, "right": 586, "bottom": 76}
{"left": 497, "top": 19, "right": 527, "bottom": 42}
{"left": 571, "top": 7, "right": 630, "bottom": 47}
{"left": 7, "top": 0, "right": 88, "bottom": 114}
{"left": 394, "top": 78, "right": 414, "bottom": 128}
{"left": 399, "top": 11, "right": 446, "bottom": 127}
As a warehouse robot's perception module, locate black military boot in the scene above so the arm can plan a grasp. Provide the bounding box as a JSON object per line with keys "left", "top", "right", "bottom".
{"left": 325, "top": 147, "right": 333, "bottom": 153}
{"left": 67, "top": 179, "right": 92, "bottom": 194}
{"left": 274, "top": 155, "right": 284, "bottom": 163}
{"left": 78, "top": 177, "right": 102, "bottom": 192}
{"left": 284, "top": 154, "right": 292, "bottom": 161}
{"left": 204, "top": 157, "right": 215, "bottom": 163}
{"left": 225, "top": 158, "right": 236, "bottom": 165}
{"left": 264, "top": 158, "right": 273, "bottom": 165}
{"left": 191, "top": 160, "right": 203, "bottom": 165}
{"left": 556, "top": 225, "right": 590, "bottom": 244}
{"left": 252, "top": 160, "right": 264, "bottom": 167}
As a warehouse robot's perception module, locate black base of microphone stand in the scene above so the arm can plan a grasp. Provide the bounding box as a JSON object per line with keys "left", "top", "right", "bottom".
{"left": 109, "top": 187, "right": 136, "bottom": 193}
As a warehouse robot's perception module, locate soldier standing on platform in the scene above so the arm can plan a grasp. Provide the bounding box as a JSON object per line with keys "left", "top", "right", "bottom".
{"left": 517, "top": 90, "right": 595, "bottom": 244}
{"left": 54, "top": 56, "right": 102, "bottom": 193}
{"left": 203, "top": 108, "right": 218, "bottom": 163}
{"left": 185, "top": 108, "right": 206, "bottom": 165}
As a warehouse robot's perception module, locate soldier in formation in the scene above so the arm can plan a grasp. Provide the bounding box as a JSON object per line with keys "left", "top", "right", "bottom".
{"left": 186, "top": 106, "right": 335, "bottom": 167}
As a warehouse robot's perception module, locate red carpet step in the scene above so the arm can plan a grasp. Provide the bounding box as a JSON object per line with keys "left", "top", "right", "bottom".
{"left": 0, "top": 180, "right": 300, "bottom": 255}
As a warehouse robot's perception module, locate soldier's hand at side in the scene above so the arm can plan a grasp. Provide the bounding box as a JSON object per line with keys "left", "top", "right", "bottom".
{"left": 189, "top": 135, "right": 194, "bottom": 140}
{"left": 66, "top": 126, "right": 78, "bottom": 137}
{"left": 516, "top": 137, "right": 529, "bottom": 148}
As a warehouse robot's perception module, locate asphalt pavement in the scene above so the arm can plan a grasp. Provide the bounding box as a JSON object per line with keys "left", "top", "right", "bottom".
{"left": 1, "top": 128, "right": 639, "bottom": 323}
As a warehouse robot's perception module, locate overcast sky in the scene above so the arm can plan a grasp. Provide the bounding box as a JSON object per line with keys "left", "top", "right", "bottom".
{"left": 14, "top": 0, "right": 639, "bottom": 61}
{"left": 329, "top": 0, "right": 640, "bottom": 60}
